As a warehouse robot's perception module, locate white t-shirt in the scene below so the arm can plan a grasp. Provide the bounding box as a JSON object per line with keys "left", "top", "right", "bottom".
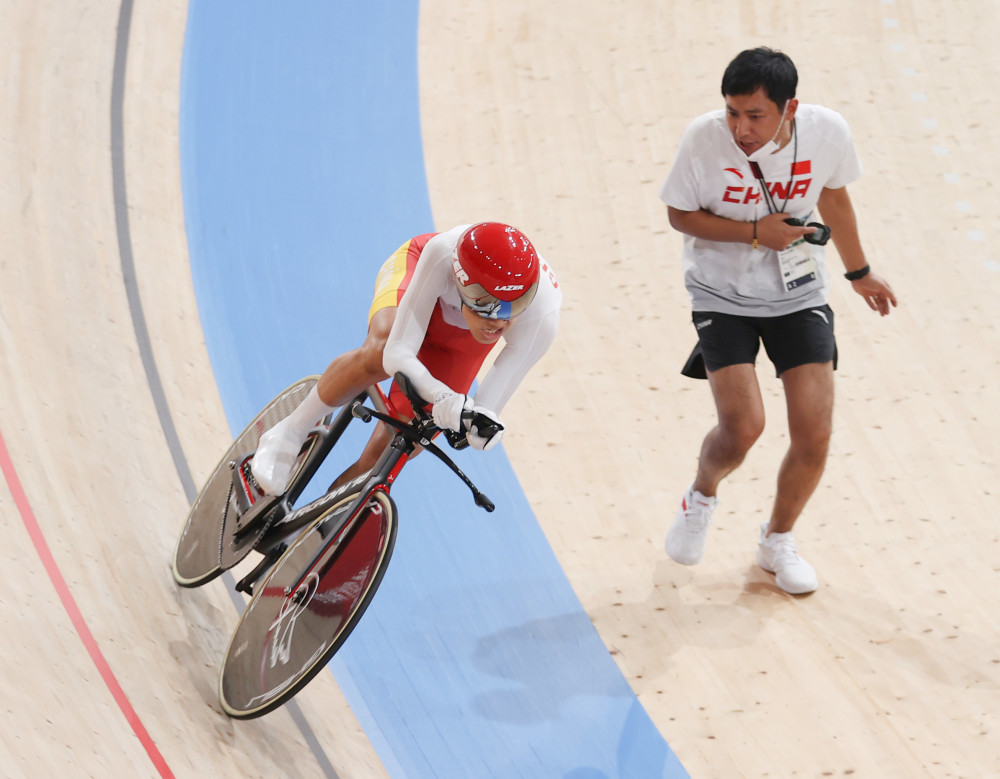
{"left": 659, "top": 104, "right": 862, "bottom": 316}
{"left": 382, "top": 224, "right": 562, "bottom": 412}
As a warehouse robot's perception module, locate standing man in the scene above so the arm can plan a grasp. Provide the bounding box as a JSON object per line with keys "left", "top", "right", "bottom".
{"left": 659, "top": 47, "right": 896, "bottom": 594}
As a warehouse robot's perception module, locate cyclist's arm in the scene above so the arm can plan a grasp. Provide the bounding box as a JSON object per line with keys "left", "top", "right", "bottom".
{"left": 382, "top": 237, "right": 454, "bottom": 404}
{"left": 475, "top": 301, "right": 560, "bottom": 413}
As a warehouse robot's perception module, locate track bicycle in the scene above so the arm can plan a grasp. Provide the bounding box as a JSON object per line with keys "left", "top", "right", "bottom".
{"left": 171, "top": 373, "right": 498, "bottom": 718}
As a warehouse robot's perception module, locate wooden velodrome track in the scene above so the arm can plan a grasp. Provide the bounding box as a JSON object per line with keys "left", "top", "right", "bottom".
{"left": 2, "top": 0, "right": 999, "bottom": 777}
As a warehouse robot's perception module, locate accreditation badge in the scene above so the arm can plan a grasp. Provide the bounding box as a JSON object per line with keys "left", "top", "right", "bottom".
{"left": 777, "top": 238, "right": 818, "bottom": 292}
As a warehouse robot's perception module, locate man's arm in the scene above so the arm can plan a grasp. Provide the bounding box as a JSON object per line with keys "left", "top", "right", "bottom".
{"left": 667, "top": 206, "right": 753, "bottom": 243}
{"left": 817, "top": 186, "right": 898, "bottom": 316}
{"left": 667, "top": 206, "right": 813, "bottom": 251}
{"left": 816, "top": 186, "right": 867, "bottom": 273}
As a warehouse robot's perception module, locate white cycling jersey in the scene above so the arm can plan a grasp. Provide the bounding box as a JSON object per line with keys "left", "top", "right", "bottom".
{"left": 382, "top": 224, "right": 562, "bottom": 412}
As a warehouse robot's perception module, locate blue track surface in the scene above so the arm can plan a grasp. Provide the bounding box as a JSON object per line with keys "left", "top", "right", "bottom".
{"left": 179, "top": 1, "right": 687, "bottom": 776}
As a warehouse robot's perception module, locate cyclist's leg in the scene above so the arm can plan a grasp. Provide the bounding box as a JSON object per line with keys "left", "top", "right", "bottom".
{"left": 254, "top": 308, "right": 396, "bottom": 494}
{"left": 315, "top": 236, "right": 415, "bottom": 407}
{"left": 316, "top": 307, "right": 395, "bottom": 406}
{"left": 328, "top": 420, "right": 394, "bottom": 491}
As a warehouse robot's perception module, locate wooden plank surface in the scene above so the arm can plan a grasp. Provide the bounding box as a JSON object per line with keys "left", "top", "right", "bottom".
{"left": 1, "top": 0, "right": 998, "bottom": 777}
{"left": 0, "top": 1, "right": 385, "bottom": 777}
{"left": 419, "top": 1, "right": 1000, "bottom": 777}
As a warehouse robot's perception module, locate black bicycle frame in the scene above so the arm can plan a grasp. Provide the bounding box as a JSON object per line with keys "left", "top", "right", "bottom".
{"left": 248, "top": 373, "right": 493, "bottom": 596}
{"left": 279, "top": 406, "right": 418, "bottom": 597}
{"left": 247, "top": 388, "right": 383, "bottom": 548}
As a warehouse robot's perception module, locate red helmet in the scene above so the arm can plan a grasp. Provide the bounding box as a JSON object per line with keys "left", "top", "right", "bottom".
{"left": 452, "top": 223, "right": 539, "bottom": 319}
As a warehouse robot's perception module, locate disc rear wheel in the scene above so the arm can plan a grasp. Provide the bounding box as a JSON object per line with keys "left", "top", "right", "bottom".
{"left": 219, "top": 490, "right": 397, "bottom": 719}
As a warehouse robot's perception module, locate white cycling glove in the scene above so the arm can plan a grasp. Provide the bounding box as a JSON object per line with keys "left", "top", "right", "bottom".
{"left": 466, "top": 406, "right": 504, "bottom": 451}
{"left": 432, "top": 390, "right": 473, "bottom": 431}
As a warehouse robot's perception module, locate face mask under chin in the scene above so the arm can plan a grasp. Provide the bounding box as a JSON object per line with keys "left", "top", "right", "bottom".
{"left": 746, "top": 102, "right": 791, "bottom": 162}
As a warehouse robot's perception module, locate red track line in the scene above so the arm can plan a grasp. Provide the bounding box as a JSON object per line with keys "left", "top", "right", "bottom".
{"left": 0, "top": 429, "right": 175, "bottom": 778}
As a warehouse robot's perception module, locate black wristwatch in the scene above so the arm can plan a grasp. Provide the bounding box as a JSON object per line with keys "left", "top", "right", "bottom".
{"left": 844, "top": 264, "right": 870, "bottom": 281}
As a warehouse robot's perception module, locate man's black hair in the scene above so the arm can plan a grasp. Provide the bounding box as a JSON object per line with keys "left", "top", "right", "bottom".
{"left": 721, "top": 47, "right": 798, "bottom": 108}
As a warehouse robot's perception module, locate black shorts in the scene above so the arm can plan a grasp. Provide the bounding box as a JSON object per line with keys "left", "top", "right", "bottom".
{"left": 692, "top": 305, "right": 837, "bottom": 377}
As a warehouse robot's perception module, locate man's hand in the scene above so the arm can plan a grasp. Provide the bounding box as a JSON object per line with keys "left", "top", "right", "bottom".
{"left": 432, "top": 391, "right": 473, "bottom": 431}
{"left": 756, "top": 212, "right": 817, "bottom": 250}
{"left": 851, "top": 272, "right": 898, "bottom": 316}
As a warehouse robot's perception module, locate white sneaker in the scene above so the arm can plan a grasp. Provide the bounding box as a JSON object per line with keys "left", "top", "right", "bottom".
{"left": 756, "top": 523, "right": 818, "bottom": 594}
{"left": 251, "top": 418, "right": 303, "bottom": 495}
{"left": 665, "top": 487, "right": 718, "bottom": 565}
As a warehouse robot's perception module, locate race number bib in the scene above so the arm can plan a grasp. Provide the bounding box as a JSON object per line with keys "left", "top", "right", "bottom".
{"left": 778, "top": 238, "right": 818, "bottom": 292}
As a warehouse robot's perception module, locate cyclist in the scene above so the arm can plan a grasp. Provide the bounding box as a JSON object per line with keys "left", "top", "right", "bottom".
{"left": 251, "top": 222, "right": 562, "bottom": 495}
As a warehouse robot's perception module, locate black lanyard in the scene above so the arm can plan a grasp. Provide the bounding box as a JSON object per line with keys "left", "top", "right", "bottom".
{"left": 747, "top": 121, "right": 798, "bottom": 215}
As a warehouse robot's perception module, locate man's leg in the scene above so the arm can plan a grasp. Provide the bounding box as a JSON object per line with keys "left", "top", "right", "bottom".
{"left": 768, "top": 361, "right": 834, "bottom": 533}
{"left": 694, "top": 363, "right": 766, "bottom": 496}
{"left": 755, "top": 361, "right": 832, "bottom": 594}
{"left": 666, "top": 363, "right": 765, "bottom": 565}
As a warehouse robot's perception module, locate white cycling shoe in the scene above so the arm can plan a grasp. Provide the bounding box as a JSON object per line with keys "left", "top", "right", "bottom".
{"left": 251, "top": 418, "right": 303, "bottom": 496}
